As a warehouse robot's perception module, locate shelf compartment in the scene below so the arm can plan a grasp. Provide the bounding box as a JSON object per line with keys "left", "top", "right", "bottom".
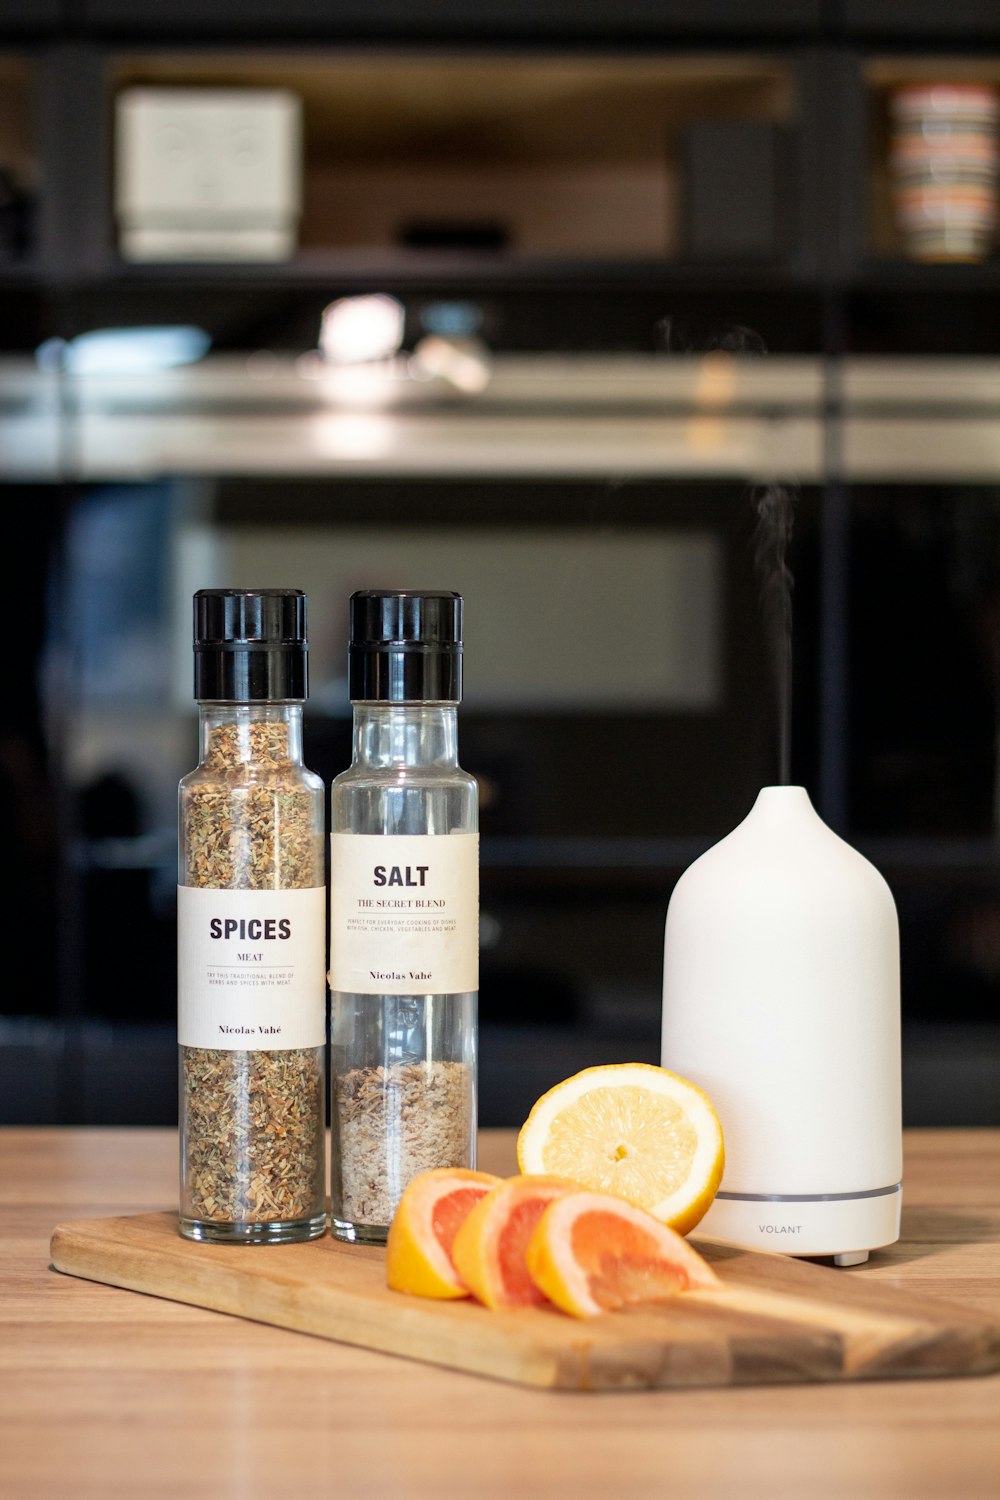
{"left": 864, "top": 56, "right": 1000, "bottom": 266}
{"left": 106, "top": 50, "right": 796, "bottom": 267}
{"left": 0, "top": 55, "right": 38, "bottom": 270}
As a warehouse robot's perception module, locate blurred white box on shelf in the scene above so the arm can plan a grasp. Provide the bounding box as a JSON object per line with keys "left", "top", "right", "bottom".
{"left": 114, "top": 88, "right": 302, "bottom": 262}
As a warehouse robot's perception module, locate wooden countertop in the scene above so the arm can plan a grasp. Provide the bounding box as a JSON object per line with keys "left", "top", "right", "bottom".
{"left": 2, "top": 1128, "right": 998, "bottom": 1500}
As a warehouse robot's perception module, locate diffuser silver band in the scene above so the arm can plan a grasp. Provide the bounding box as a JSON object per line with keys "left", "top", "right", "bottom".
{"left": 714, "top": 1184, "right": 901, "bottom": 1204}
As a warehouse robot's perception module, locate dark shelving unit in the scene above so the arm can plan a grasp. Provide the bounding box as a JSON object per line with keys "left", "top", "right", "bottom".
{"left": 3, "top": 33, "right": 1000, "bottom": 311}
{"left": 0, "top": 4, "right": 998, "bottom": 1127}
{"left": 73, "top": 1, "right": 825, "bottom": 44}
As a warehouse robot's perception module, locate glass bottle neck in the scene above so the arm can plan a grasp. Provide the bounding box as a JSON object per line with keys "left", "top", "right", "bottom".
{"left": 198, "top": 702, "right": 305, "bottom": 766}
{"left": 352, "top": 703, "right": 459, "bottom": 768}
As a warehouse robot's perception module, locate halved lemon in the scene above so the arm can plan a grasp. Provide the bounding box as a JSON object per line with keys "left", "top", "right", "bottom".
{"left": 516, "top": 1063, "right": 724, "bottom": 1236}
{"left": 385, "top": 1168, "right": 501, "bottom": 1299}
{"left": 526, "top": 1189, "right": 720, "bottom": 1318}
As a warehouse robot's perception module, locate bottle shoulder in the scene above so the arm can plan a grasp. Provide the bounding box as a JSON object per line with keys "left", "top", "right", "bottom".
{"left": 331, "top": 763, "right": 477, "bottom": 791}
{"left": 330, "top": 762, "right": 478, "bottom": 834}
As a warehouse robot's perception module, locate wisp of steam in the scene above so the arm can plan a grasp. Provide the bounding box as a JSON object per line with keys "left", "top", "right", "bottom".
{"left": 753, "top": 482, "right": 796, "bottom": 786}
{"left": 656, "top": 317, "right": 799, "bottom": 785}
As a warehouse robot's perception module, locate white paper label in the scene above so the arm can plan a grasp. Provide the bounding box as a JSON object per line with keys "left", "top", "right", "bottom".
{"left": 329, "top": 832, "right": 479, "bottom": 996}
{"left": 178, "top": 886, "right": 326, "bottom": 1050}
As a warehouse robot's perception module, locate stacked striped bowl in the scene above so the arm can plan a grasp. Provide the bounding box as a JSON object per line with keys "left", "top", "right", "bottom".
{"left": 889, "top": 83, "right": 999, "bottom": 262}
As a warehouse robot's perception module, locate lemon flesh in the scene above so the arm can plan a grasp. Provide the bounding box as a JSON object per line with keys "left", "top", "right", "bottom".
{"left": 517, "top": 1063, "right": 725, "bottom": 1236}
{"left": 539, "top": 1085, "right": 698, "bottom": 1208}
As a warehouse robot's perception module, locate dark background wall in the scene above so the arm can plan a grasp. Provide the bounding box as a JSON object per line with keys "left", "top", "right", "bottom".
{"left": 1, "top": 0, "right": 999, "bottom": 1127}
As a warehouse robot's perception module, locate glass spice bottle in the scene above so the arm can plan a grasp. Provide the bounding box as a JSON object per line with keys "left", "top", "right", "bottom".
{"left": 178, "top": 589, "right": 327, "bottom": 1243}
{"left": 329, "top": 591, "right": 478, "bottom": 1242}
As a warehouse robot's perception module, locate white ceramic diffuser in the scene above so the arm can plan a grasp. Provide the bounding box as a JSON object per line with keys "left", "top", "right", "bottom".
{"left": 661, "top": 786, "right": 902, "bottom": 1264}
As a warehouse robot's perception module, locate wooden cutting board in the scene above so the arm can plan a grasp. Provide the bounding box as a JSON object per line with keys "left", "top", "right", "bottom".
{"left": 50, "top": 1211, "right": 1000, "bottom": 1391}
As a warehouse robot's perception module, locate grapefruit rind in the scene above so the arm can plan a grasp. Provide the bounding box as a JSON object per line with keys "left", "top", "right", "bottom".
{"left": 450, "top": 1175, "right": 576, "bottom": 1310}
{"left": 385, "top": 1167, "right": 501, "bottom": 1299}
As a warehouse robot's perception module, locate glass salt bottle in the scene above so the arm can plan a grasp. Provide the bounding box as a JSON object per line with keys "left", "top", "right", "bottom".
{"left": 178, "top": 588, "right": 327, "bottom": 1243}
{"left": 329, "top": 590, "right": 479, "bottom": 1242}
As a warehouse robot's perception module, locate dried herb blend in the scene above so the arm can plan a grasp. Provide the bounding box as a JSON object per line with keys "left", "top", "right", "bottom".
{"left": 178, "top": 590, "right": 326, "bottom": 1245}
{"left": 182, "top": 1043, "right": 324, "bottom": 1224}
{"left": 333, "top": 1059, "right": 473, "bottom": 1228}
{"left": 183, "top": 720, "right": 320, "bottom": 890}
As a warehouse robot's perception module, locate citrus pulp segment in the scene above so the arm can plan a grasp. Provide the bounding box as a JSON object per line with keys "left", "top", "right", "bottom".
{"left": 526, "top": 1190, "right": 720, "bottom": 1318}
{"left": 385, "top": 1167, "right": 502, "bottom": 1299}
{"left": 516, "top": 1063, "right": 724, "bottom": 1236}
{"left": 450, "top": 1175, "right": 576, "bottom": 1309}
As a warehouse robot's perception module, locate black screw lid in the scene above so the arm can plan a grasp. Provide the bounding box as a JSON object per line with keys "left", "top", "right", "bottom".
{"left": 349, "top": 590, "right": 463, "bottom": 703}
{"left": 193, "top": 588, "right": 308, "bottom": 702}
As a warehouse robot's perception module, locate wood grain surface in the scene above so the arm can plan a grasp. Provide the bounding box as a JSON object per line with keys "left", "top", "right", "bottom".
{"left": 2, "top": 1128, "right": 999, "bottom": 1500}
{"left": 49, "top": 1206, "right": 1000, "bottom": 1391}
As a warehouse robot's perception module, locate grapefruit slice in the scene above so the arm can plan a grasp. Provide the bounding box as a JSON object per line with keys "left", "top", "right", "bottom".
{"left": 450, "top": 1175, "right": 575, "bottom": 1309}
{"left": 526, "top": 1190, "right": 720, "bottom": 1318}
{"left": 385, "top": 1168, "right": 502, "bottom": 1299}
{"left": 516, "top": 1063, "right": 725, "bottom": 1236}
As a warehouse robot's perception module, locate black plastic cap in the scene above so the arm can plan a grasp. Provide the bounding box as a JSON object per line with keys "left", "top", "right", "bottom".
{"left": 193, "top": 588, "right": 308, "bottom": 702}
{"left": 348, "top": 590, "right": 463, "bottom": 703}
